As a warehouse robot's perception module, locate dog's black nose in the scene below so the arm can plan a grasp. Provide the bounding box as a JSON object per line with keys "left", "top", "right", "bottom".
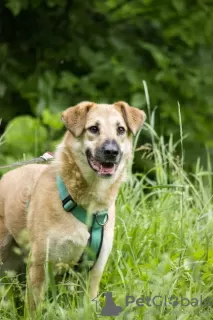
{"left": 102, "top": 140, "right": 119, "bottom": 160}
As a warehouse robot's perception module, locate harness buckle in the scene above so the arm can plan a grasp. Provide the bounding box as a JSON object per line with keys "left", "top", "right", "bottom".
{"left": 95, "top": 212, "right": 108, "bottom": 226}
{"left": 62, "top": 195, "right": 76, "bottom": 212}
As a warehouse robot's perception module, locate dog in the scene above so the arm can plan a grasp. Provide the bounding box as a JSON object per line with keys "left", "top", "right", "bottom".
{"left": 0, "top": 101, "right": 146, "bottom": 308}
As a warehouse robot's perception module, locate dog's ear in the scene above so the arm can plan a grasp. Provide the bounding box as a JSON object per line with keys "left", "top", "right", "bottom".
{"left": 62, "top": 101, "right": 94, "bottom": 137}
{"left": 115, "top": 101, "right": 146, "bottom": 135}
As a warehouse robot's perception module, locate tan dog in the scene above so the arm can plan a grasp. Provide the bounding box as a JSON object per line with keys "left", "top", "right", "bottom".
{"left": 0, "top": 101, "right": 146, "bottom": 307}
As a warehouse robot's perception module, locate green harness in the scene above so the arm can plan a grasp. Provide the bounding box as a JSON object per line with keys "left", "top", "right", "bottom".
{"left": 56, "top": 175, "right": 108, "bottom": 270}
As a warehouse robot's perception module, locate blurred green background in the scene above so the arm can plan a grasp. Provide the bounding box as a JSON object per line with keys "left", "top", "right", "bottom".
{"left": 1, "top": 0, "right": 213, "bottom": 170}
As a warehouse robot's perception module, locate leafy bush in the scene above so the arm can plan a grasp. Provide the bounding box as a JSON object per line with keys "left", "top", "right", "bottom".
{"left": 0, "top": 0, "right": 213, "bottom": 166}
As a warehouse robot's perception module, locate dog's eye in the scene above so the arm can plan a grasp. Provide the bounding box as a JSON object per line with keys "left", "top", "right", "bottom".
{"left": 117, "top": 126, "right": 125, "bottom": 135}
{"left": 88, "top": 126, "right": 99, "bottom": 134}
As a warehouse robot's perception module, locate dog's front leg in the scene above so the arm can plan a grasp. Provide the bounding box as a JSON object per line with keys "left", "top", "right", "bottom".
{"left": 27, "top": 244, "right": 45, "bottom": 311}
{"left": 89, "top": 265, "right": 106, "bottom": 300}
{"left": 28, "top": 263, "right": 44, "bottom": 306}
{"left": 88, "top": 209, "right": 115, "bottom": 300}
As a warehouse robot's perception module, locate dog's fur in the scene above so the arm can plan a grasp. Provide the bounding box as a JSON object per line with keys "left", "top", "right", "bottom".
{"left": 0, "top": 101, "right": 146, "bottom": 307}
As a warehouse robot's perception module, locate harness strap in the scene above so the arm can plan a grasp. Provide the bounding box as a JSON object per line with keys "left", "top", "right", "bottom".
{"left": 56, "top": 175, "right": 108, "bottom": 270}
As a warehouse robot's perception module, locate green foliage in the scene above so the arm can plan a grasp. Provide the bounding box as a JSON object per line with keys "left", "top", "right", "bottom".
{"left": 0, "top": 0, "right": 213, "bottom": 165}
{"left": 41, "top": 109, "right": 63, "bottom": 131}
{"left": 4, "top": 116, "right": 48, "bottom": 156}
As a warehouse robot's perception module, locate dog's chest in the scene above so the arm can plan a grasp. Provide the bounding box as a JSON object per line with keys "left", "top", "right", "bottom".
{"left": 47, "top": 225, "right": 90, "bottom": 265}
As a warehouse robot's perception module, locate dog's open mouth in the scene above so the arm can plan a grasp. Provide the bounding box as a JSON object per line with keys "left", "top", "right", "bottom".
{"left": 86, "top": 151, "right": 118, "bottom": 177}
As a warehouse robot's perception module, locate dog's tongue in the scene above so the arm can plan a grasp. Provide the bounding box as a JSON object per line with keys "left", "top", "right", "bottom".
{"left": 91, "top": 159, "right": 115, "bottom": 175}
{"left": 100, "top": 164, "right": 115, "bottom": 175}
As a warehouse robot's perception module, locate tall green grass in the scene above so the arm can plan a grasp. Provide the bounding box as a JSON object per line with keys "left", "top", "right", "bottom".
{"left": 1, "top": 103, "right": 213, "bottom": 319}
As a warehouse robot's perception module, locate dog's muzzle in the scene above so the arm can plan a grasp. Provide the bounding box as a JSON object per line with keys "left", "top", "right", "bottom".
{"left": 86, "top": 140, "right": 122, "bottom": 177}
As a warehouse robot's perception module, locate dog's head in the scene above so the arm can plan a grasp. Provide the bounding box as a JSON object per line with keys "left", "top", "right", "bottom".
{"left": 61, "top": 101, "right": 146, "bottom": 179}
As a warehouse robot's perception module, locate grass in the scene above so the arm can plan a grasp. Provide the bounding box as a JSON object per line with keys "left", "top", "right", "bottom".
{"left": 1, "top": 108, "right": 213, "bottom": 319}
